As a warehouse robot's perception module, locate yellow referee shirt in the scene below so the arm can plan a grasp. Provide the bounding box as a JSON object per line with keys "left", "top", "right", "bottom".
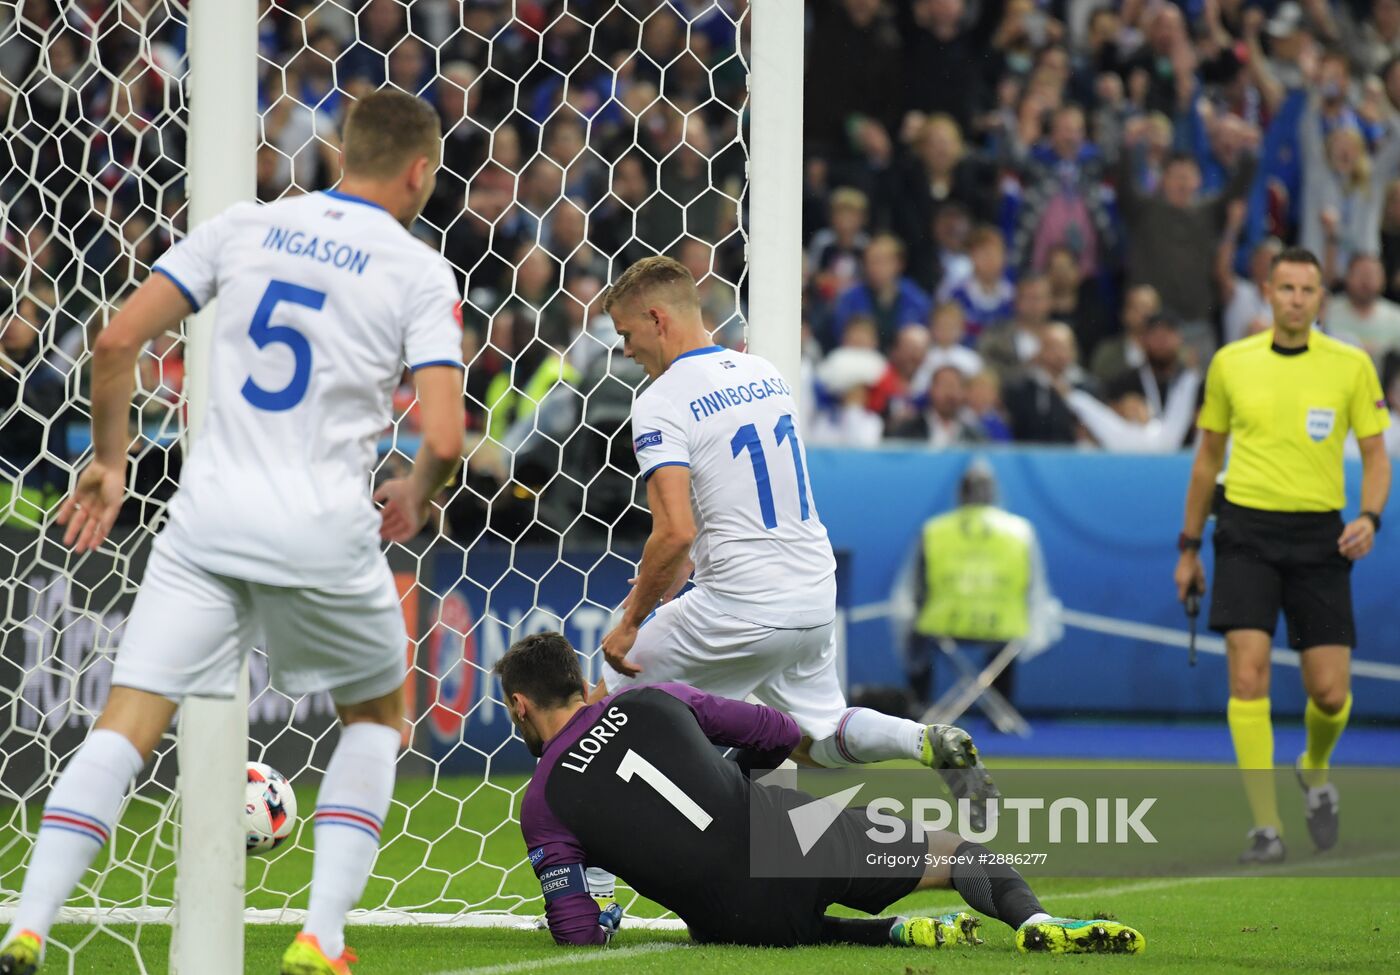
{"left": 1198, "top": 330, "right": 1390, "bottom": 512}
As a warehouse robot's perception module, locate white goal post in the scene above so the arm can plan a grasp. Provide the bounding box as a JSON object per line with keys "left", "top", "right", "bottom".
{"left": 170, "top": 4, "right": 257, "bottom": 973}
{"left": 0, "top": 2, "right": 801, "bottom": 971}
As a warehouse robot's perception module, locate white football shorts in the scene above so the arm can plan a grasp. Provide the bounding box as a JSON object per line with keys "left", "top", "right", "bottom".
{"left": 610, "top": 585, "right": 845, "bottom": 739}
{"left": 112, "top": 536, "right": 408, "bottom": 705}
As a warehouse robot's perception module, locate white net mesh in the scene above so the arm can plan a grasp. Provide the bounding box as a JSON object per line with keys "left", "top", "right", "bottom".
{"left": 0, "top": 0, "right": 749, "bottom": 968}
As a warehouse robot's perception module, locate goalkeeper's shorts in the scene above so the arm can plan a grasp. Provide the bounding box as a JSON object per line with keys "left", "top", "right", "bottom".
{"left": 112, "top": 537, "right": 407, "bottom": 705}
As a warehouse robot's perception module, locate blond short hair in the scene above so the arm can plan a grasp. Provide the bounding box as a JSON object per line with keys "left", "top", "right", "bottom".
{"left": 602, "top": 255, "right": 700, "bottom": 314}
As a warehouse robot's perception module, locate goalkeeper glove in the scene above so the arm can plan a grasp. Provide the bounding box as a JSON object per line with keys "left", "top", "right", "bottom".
{"left": 597, "top": 900, "right": 624, "bottom": 941}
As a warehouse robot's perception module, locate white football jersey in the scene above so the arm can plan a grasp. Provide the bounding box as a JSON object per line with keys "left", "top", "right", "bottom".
{"left": 153, "top": 190, "right": 463, "bottom": 587}
{"left": 631, "top": 346, "right": 837, "bottom": 628}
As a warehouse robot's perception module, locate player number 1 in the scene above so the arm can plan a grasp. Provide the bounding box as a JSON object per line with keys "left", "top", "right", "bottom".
{"left": 730, "top": 413, "right": 811, "bottom": 530}
{"left": 616, "top": 749, "right": 712, "bottom": 831}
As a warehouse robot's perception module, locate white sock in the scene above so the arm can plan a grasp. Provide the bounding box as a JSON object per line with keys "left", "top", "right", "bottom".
{"left": 585, "top": 867, "right": 615, "bottom": 900}
{"left": 303, "top": 722, "right": 399, "bottom": 959}
{"left": 807, "top": 708, "right": 924, "bottom": 767}
{"left": 1022, "top": 912, "right": 1053, "bottom": 926}
{"left": 6, "top": 729, "right": 144, "bottom": 944}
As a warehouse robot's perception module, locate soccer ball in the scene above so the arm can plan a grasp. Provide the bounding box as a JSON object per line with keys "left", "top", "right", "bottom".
{"left": 245, "top": 761, "right": 297, "bottom": 854}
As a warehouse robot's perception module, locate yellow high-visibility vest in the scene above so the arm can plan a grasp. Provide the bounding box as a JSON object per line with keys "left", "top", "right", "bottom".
{"left": 915, "top": 505, "right": 1032, "bottom": 641}
{"left": 484, "top": 355, "right": 580, "bottom": 443}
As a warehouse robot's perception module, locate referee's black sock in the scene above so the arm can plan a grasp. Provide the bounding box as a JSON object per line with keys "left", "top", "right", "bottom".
{"left": 817, "top": 915, "right": 898, "bottom": 946}
{"left": 949, "top": 841, "right": 1044, "bottom": 930}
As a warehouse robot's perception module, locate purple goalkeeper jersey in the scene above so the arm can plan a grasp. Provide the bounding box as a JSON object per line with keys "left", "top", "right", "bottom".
{"left": 519, "top": 682, "right": 800, "bottom": 945}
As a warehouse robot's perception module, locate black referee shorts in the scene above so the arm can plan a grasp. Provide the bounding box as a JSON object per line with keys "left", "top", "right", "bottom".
{"left": 1209, "top": 499, "right": 1355, "bottom": 650}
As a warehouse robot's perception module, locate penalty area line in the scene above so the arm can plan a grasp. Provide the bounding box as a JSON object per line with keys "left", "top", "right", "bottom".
{"left": 432, "top": 942, "right": 685, "bottom": 975}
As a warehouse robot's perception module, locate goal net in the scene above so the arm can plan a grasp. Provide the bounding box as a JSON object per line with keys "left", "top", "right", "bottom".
{"left": 0, "top": 0, "right": 756, "bottom": 969}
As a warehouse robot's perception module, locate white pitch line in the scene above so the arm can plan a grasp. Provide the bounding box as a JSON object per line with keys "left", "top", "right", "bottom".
{"left": 916, "top": 849, "right": 1400, "bottom": 915}
{"left": 433, "top": 942, "right": 684, "bottom": 975}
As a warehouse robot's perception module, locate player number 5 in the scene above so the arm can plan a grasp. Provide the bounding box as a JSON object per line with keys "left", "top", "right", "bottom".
{"left": 730, "top": 413, "right": 812, "bottom": 530}
{"left": 241, "top": 279, "right": 325, "bottom": 411}
{"left": 616, "top": 749, "right": 712, "bottom": 831}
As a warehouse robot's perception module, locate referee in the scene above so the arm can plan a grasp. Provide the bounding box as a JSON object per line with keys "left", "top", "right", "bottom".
{"left": 1174, "top": 247, "right": 1391, "bottom": 865}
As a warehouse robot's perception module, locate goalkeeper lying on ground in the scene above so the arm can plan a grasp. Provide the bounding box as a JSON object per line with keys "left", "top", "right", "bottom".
{"left": 497, "top": 632, "right": 1144, "bottom": 954}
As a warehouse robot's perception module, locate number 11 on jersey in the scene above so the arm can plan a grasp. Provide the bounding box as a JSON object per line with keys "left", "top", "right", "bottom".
{"left": 730, "top": 413, "right": 811, "bottom": 530}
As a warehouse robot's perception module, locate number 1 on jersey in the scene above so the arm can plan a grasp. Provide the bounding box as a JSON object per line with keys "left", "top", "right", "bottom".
{"left": 616, "top": 748, "right": 712, "bottom": 830}
{"left": 730, "top": 413, "right": 811, "bottom": 530}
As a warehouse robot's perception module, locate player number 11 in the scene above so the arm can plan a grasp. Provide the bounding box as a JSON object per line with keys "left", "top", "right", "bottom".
{"left": 730, "top": 413, "right": 811, "bottom": 530}
{"left": 616, "top": 749, "right": 713, "bottom": 831}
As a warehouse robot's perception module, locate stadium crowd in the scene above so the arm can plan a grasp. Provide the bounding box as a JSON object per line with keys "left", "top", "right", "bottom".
{"left": 8, "top": 0, "right": 1400, "bottom": 539}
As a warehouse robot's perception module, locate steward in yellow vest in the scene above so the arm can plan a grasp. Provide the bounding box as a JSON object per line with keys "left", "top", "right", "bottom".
{"left": 915, "top": 504, "right": 1033, "bottom": 644}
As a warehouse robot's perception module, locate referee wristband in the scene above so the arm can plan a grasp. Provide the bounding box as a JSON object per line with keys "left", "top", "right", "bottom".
{"left": 1177, "top": 533, "right": 1202, "bottom": 553}
{"left": 1362, "top": 510, "right": 1383, "bottom": 533}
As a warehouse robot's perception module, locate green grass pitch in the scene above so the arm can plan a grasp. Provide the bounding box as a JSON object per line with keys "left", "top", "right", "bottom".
{"left": 5, "top": 764, "right": 1399, "bottom": 973}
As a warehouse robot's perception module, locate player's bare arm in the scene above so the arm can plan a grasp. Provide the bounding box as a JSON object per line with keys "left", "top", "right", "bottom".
{"left": 57, "top": 274, "right": 194, "bottom": 553}
{"left": 1339, "top": 433, "right": 1390, "bottom": 560}
{"left": 374, "top": 365, "right": 465, "bottom": 543}
{"left": 601, "top": 464, "right": 696, "bottom": 676}
{"left": 1175, "top": 428, "right": 1227, "bottom": 602}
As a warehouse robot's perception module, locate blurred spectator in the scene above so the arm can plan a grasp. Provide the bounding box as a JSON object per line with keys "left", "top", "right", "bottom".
{"left": 805, "top": 0, "right": 903, "bottom": 156}
{"left": 1063, "top": 369, "right": 1202, "bottom": 453}
{"left": 465, "top": 310, "right": 516, "bottom": 431}
{"left": 1074, "top": 8, "right": 1128, "bottom": 101}
{"left": 1045, "top": 243, "right": 1108, "bottom": 361}
{"left": 1104, "top": 314, "right": 1200, "bottom": 447}
{"left": 137, "top": 331, "right": 184, "bottom": 416}
{"left": 1119, "top": 121, "right": 1257, "bottom": 357}
{"left": 902, "top": 0, "right": 996, "bottom": 142}
{"left": 1122, "top": 2, "right": 1197, "bottom": 117}
{"left": 929, "top": 202, "right": 974, "bottom": 301}
{"left": 894, "top": 114, "right": 991, "bottom": 286}
{"left": 1, "top": 291, "right": 68, "bottom": 527}
{"left": 1217, "top": 199, "right": 1281, "bottom": 346}
{"left": 1090, "top": 284, "right": 1162, "bottom": 385}
{"left": 548, "top": 201, "right": 609, "bottom": 283}
{"left": 1381, "top": 178, "right": 1400, "bottom": 301}
{"left": 1179, "top": 95, "right": 1263, "bottom": 199}
{"left": 868, "top": 324, "right": 931, "bottom": 427}
{"left": 837, "top": 315, "right": 880, "bottom": 351}
{"left": 1002, "top": 322, "right": 1094, "bottom": 443}
{"left": 806, "top": 187, "right": 871, "bottom": 305}
{"left": 966, "top": 369, "right": 1012, "bottom": 442}
{"left": 1326, "top": 254, "right": 1400, "bottom": 363}
{"left": 946, "top": 225, "right": 1015, "bottom": 342}
{"left": 1005, "top": 105, "right": 1116, "bottom": 280}
{"left": 675, "top": 237, "right": 740, "bottom": 346}
{"left": 1299, "top": 87, "right": 1400, "bottom": 286}
{"left": 888, "top": 364, "right": 987, "bottom": 446}
{"left": 1325, "top": 0, "right": 1400, "bottom": 78}
{"left": 977, "top": 273, "right": 1052, "bottom": 382}
{"left": 826, "top": 234, "right": 932, "bottom": 352}
{"left": 809, "top": 347, "right": 887, "bottom": 447}
{"left": 339, "top": 0, "right": 407, "bottom": 86}
{"left": 914, "top": 302, "right": 984, "bottom": 387}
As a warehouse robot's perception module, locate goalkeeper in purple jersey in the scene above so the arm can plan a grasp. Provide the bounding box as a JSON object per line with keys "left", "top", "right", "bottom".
{"left": 500, "top": 632, "right": 1144, "bottom": 955}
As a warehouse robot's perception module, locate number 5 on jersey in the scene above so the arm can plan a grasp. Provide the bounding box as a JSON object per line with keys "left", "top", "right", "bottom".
{"left": 730, "top": 413, "right": 811, "bottom": 530}
{"left": 241, "top": 279, "right": 325, "bottom": 411}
